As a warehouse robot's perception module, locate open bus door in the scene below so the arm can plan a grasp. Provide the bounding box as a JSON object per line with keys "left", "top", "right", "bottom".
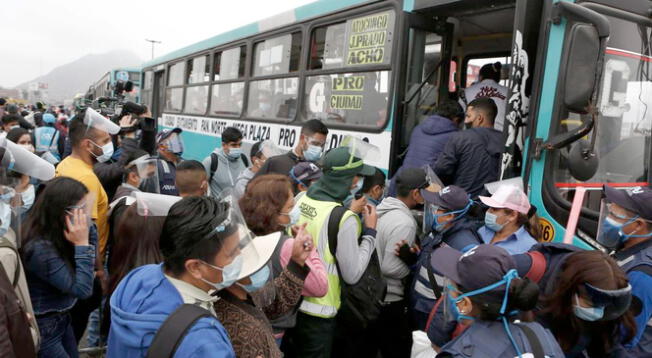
{"left": 152, "top": 70, "right": 165, "bottom": 124}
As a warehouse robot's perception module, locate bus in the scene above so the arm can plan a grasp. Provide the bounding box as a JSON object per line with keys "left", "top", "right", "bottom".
{"left": 88, "top": 67, "right": 142, "bottom": 103}
{"left": 140, "top": 0, "right": 652, "bottom": 246}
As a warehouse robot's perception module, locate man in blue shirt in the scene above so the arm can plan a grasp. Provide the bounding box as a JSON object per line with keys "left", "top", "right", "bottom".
{"left": 597, "top": 185, "right": 652, "bottom": 356}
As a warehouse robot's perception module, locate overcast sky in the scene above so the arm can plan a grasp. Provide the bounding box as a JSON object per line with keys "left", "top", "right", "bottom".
{"left": 0, "top": 0, "right": 315, "bottom": 88}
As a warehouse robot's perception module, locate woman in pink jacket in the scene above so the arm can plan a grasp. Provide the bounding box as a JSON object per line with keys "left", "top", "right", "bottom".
{"left": 239, "top": 174, "right": 328, "bottom": 344}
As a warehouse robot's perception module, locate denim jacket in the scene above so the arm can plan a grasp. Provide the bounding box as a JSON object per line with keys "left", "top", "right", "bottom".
{"left": 23, "top": 225, "right": 97, "bottom": 315}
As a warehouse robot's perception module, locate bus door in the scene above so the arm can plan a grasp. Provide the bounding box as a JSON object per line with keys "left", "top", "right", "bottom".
{"left": 152, "top": 70, "right": 165, "bottom": 123}
{"left": 394, "top": 12, "right": 451, "bottom": 174}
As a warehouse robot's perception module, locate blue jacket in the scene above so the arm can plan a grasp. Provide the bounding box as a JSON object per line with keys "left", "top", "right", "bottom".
{"left": 157, "top": 159, "right": 179, "bottom": 196}
{"left": 434, "top": 127, "right": 503, "bottom": 198}
{"left": 108, "top": 264, "right": 235, "bottom": 358}
{"left": 390, "top": 115, "right": 458, "bottom": 196}
{"left": 22, "top": 226, "right": 97, "bottom": 315}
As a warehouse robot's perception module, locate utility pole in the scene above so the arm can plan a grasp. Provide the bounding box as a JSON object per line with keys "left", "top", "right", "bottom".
{"left": 145, "top": 39, "right": 162, "bottom": 60}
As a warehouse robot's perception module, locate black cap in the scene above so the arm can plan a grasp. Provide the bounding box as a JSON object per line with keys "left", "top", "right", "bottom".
{"left": 421, "top": 185, "right": 469, "bottom": 210}
{"left": 431, "top": 244, "right": 516, "bottom": 292}
{"left": 290, "top": 162, "right": 323, "bottom": 183}
{"left": 396, "top": 167, "right": 428, "bottom": 191}
{"left": 604, "top": 185, "right": 652, "bottom": 221}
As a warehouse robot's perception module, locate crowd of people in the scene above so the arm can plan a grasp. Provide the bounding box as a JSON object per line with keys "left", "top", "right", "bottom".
{"left": 0, "top": 72, "right": 651, "bottom": 358}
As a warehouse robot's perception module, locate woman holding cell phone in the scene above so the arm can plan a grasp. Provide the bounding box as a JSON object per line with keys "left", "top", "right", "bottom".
{"left": 21, "top": 177, "right": 97, "bottom": 358}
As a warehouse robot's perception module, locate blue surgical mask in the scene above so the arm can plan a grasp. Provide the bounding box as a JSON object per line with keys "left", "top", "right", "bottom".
{"left": 0, "top": 203, "right": 11, "bottom": 237}
{"left": 484, "top": 211, "right": 506, "bottom": 232}
{"left": 350, "top": 177, "right": 364, "bottom": 197}
{"left": 237, "top": 265, "right": 270, "bottom": 293}
{"left": 304, "top": 145, "right": 323, "bottom": 162}
{"left": 573, "top": 294, "right": 604, "bottom": 321}
{"left": 227, "top": 147, "right": 243, "bottom": 160}
{"left": 287, "top": 205, "right": 301, "bottom": 226}
{"left": 89, "top": 140, "right": 114, "bottom": 163}
{"left": 447, "top": 289, "right": 474, "bottom": 322}
{"left": 21, "top": 185, "right": 35, "bottom": 212}
{"left": 200, "top": 255, "right": 243, "bottom": 291}
{"left": 599, "top": 216, "right": 652, "bottom": 249}
{"left": 367, "top": 195, "right": 382, "bottom": 207}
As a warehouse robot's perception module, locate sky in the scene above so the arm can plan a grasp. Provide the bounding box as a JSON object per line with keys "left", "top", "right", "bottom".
{"left": 0, "top": 0, "right": 315, "bottom": 88}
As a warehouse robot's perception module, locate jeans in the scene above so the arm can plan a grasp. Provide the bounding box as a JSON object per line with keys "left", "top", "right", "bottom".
{"left": 37, "top": 313, "right": 78, "bottom": 358}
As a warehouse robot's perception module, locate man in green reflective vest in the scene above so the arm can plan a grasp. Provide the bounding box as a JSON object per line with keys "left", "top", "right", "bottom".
{"left": 289, "top": 146, "right": 378, "bottom": 358}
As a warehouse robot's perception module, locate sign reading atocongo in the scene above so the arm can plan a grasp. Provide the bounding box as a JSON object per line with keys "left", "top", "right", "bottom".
{"left": 344, "top": 11, "right": 395, "bottom": 66}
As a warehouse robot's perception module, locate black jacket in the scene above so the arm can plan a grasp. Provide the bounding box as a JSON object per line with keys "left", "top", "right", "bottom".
{"left": 255, "top": 151, "right": 303, "bottom": 179}
{"left": 434, "top": 127, "right": 503, "bottom": 198}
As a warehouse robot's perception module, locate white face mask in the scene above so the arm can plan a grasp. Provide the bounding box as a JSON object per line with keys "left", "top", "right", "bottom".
{"left": 89, "top": 140, "right": 114, "bottom": 163}
{"left": 20, "top": 144, "right": 35, "bottom": 153}
{"left": 21, "top": 185, "right": 35, "bottom": 211}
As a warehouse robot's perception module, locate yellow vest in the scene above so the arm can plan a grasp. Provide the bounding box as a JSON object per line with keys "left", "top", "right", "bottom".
{"left": 296, "top": 195, "right": 360, "bottom": 318}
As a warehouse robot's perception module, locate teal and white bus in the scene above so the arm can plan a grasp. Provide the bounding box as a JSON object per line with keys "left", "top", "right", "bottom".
{"left": 88, "top": 67, "right": 142, "bottom": 103}
{"left": 140, "top": 0, "right": 652, "bottom": 245}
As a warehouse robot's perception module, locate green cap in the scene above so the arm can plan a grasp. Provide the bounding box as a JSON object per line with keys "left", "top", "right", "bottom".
{"left": 322, "top": 147, "right": 375, "bottom": 176}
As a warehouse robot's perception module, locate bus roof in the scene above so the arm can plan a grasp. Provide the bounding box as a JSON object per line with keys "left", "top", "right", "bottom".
{"left": 141, "top": 0, "right": 372, "bottom": 69}
{"left": 112, "top": 67, "right": 142, "bottom": 73}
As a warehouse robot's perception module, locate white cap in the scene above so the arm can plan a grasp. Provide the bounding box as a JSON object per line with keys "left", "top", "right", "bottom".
{"left": 479, "top": 185, "right": 531, "bottom": 215}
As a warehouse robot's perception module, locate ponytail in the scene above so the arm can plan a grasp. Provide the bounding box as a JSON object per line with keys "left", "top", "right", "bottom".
{"left": 465, "top": 278, "right": 540, "bottom": 321}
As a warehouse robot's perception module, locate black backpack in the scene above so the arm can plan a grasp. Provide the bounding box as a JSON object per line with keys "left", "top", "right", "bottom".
{"left": 209, "top": 152, "right": 249, "bottom": 182}
{"left": 147, "top": 304, "right": 214, "bottom": 358}
{"left": 327, "top": 206, "right": 386, "bottom": 330}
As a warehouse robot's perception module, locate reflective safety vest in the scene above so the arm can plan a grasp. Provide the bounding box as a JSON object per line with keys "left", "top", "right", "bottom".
{"left": 34, "top": 126, "right": 60, "bottom": 158}
{"left": 296, "top": 195, "right": 360, "bottom": 318}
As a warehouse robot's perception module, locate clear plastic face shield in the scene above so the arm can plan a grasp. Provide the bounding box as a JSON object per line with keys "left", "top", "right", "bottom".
{"left": 335, "top": 135, "right": 381, "bottom": 171}
{"left": 0, "top": 138, "right": 56, "bottom": 245}
{"left": 84, "top": 107, "right": 120, "bottom": 135}
{"left": 128, "top": 155, "right": 160, "bottom": 194}
{"left": 162, "top": 133, "right": 184, "bottom": 155}
{"left": 485, "top": 177, "right": 524, "bottom": 195}
{"left": 596, "top": 199, "right": 651, "bottom": 250}
{"left": 134, "top": 191, "right": 181, "bottom": 217}
{"left": 422, "top": 165, "right": 446, "bottom": 233}
{"left": 254, "top": 140, "right": 284, "bottom": 168}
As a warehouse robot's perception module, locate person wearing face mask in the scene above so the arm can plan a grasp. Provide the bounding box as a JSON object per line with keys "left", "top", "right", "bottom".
{"left": 405, "top": 185, "right": 481, "bottom": 332}
{"left": 233, "top": 140, "right": 283, "bottom": 200}
{"left": 343, "top": 167, "right": 386, "bottom": 209}
{"left": 289, "top": 162, "right": 323, "bottom": 202}
{"left": 1, "top": 114, "right": 21, "bottom": 137}
{"left": 434, "top": 98, "right": 502, "bottom": 198}
{"left": 256, "top": 119, "right": 329, "bottom": 178}
{"left": 361, "top": 167, "right": 427, "bottom": 357}
{"left": 203, "top": 127, "right": 248, "bottom": 198}
{"left": 428, "top": 244, "right": 564, "bottom": 357}
{"left": 176, "top": 160, "right": 209, "bottom": 198}
{"left": 458, "top": 62, "right": 509, "bottom": 131}
{"left": 290, "top": 143, "right": 378, "bottom": 358}
{"left": 477, "top": 185, "right": 539, "bottom": 254}
{"left": 6, "top": 128, "right": 37, "bottom": 217}
{"left": 108, "top": 196, "right": 242, "bottom": 358}
{"left": 155, "top": 128, "right": 185, "bottom": 196}
{"left": 239, "top": 174, "right": 328, "bottom": 347}
{"left": 595, "top": 185, "right": 652, "bottom": 356}
{"left": 21, "top": 177, "right": 96, "bottom": 357}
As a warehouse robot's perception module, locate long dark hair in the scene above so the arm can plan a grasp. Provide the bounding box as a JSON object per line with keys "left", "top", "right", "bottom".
{"left": 239, "top": 174, "right": 292, "bottom": 236}
{"left": 540, "top": 250, "right": 636, "bottom": 353}
{"left": 21, "top": 177, "right": 88, "bottom": 267}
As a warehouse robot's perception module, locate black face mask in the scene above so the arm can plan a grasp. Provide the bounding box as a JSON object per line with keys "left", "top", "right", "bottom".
{"left": 464, "top": 122, "right": 474, "bottom": 130}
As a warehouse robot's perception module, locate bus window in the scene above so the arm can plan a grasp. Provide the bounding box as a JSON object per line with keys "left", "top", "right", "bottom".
{"left": 214, "top": 46, "right": 246, "bottom": 81}
{"left": 187, "top": 55, "right": 210, "bottom": 84}
{"left": 167, "top": 62, "right": 185, "bottom": 86}
{"left": 309, "top": 22, "right": 346, "bottom": 70}
{"left": 184, "top": 85, "right": 208, "bottom": 114}
{"left": 465, "top": 56, "right": 510, "bottom": 87}
{"left": 550, "top": 15, "right": 652, "bottom": 211}
{"left": 252, "top": 33, "right": 301, "bottom": 76}
{"left": 246, "top": 78, "right": 299, "bottom": 120}
{"left": 129, "top": 72, "right": 141, "bottom": 82}
{"left": 144, "top": 71, "right": 153, "bottom": 90}
{"left": 211, "top": 82, "right": 245, "bottom": 116}
{"left": 303, "top": 71, "right": 390, "bottom": 128}
{"left": 165, "top": 88, "right": 183, "bottom": 112}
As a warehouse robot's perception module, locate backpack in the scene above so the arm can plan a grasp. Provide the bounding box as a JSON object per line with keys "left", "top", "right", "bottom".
{"left": 0, "top": 237, "right": 20, "bottom": 287}
{"left": 327, "top": 206, "right": 387, "bottom": 330}
{"left": 209, "top": 152, "right": 249, "bottom": 183}
{"left": 147, "top": 304, "right": 214, "bottom": 358}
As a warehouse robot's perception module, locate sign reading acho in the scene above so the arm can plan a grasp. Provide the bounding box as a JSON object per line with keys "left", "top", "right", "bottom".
{"left": 345, "top": 11, "right": 394, "bottom": 66}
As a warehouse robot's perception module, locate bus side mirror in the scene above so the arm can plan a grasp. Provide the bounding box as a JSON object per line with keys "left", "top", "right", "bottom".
{"left": 560, "top": 24, "right": 600, "bottom": 113}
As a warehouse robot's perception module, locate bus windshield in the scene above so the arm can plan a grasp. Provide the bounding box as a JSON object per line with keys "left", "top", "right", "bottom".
{"left": 551, "top": 14, "right": 652, "bottom": 210}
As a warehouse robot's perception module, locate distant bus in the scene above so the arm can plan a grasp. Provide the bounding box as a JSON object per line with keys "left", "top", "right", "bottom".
{"left": 140, "top": 0, "right": 652, "bottom": 246}
{"left": 87, "top": 68, "right": 142, "bottom": 103}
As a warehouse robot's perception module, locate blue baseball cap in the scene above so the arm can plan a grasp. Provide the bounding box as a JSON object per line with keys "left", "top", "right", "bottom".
{"left": 43, "top": 113, "right": 56, "bottom": 124}
{"left": 421, "top": 185, "right": 469, "bottom": 211}
{"left": 604, "top": 185, "right": 652, "bottom": 221}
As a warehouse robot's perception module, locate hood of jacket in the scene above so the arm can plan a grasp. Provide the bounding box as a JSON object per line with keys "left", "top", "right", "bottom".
{"left": 376, "top": 197, "right": 413, "bottom": 219}
{"left": 419, "top": 115, "right": 459, "bottom": 136}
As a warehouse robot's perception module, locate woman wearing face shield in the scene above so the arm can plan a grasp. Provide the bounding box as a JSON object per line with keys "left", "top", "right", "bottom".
{"left": 235, "top": 174, "right": 326, "bottom": 354}
{"left": 533, "top": 250, "right": 636, "bottom": 357}
{"left": 477, "top": 185, "right": 540, "bottom": 254}
{"left": 6, "top": 128, "right": 37, "bottom": 218}
{"left": 407, "top": 185, "right": 482, "bottom": 331}
{"left": 430, "top": 244, "right": 564, "bottom": 357}
{"left": 107, "top": 196, "right": 237, "bottom": 358}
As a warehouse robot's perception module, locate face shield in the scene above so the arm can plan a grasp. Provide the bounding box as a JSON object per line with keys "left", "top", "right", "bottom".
{"left": 257, "top": 140, "right": 284, "bottom": 159}
{"left": 335, "top": 135, "right": 381, "bottom": 172}
{"left": 134, "top": 191, "right": 181, "bottom": 217}
{"left": 128, "top": 155, "right": 160, "bottom": 194}
{"left": 484, "top": 177, "right": 525, "bottom": 195}
{"left": 596, "top": 200, "right": 645, "bottom": 250}
{"left": 0, "top": 138, "right": 56, "bottom": 246}
{"left": 84, "top": 107, "right": 120, "bottom": 135}
{"left": 579, "top": 282, "right": 632, "bottom": 321}
{"left": 163, "top": 133, "right": 184, "bottom": 155}
{"left": 421, "top": 166, "right": 447, "bottom": 234}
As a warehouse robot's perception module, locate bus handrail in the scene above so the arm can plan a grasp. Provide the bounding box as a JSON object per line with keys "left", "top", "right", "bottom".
{"left": 403, "top": 57, "right": 446, "bottom": 105}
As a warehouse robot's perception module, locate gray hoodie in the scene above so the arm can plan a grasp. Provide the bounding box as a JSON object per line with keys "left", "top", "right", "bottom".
{"left": 202, "top": 149, "right": 247, "bottom": 199}
{"left": 375, "top": 197, "right": 418, "bottom": 302}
